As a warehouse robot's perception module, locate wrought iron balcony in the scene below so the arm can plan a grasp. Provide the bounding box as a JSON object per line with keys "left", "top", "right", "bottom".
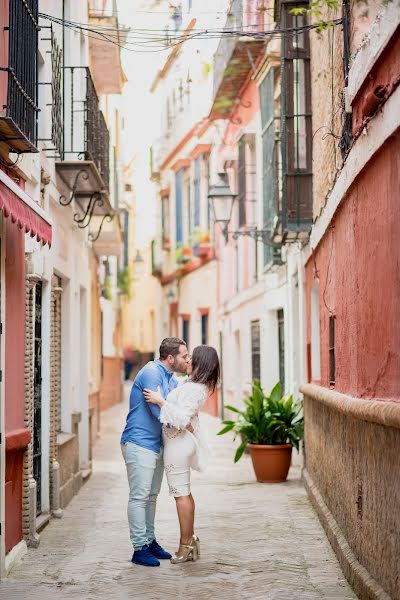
{"left": 0, "top": 0, "right": 39, "bottom": 152}
{"left": 55, "top": 66, "right": 113, "bottom": 238}
{"left": 209, "top": 0, "right": 266, "bottom": 119}
{"left": 56, "top": 66, "right": 110, "bottom": 198}
{"left": 38, "top": 27, "right": 63, "bottom": 159}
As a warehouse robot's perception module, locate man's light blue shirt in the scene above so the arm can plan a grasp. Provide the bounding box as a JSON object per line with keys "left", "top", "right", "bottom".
{"left": 121, "top": 360, "right": 178, "bottom": 453}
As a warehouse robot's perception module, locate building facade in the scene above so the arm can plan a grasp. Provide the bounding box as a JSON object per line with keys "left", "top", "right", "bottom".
{"left": 299, "top": 2, "right": 400, "bottom": 598}
{"left": 0, "top": 0, "right": 125, "bottom": 577}
{"left": 150, "top": 2, "right": 222, "bottom": 415}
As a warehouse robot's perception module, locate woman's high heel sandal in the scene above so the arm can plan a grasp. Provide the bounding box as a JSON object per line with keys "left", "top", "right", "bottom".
{"left": 192, "top": 534, "right": 200, "bottom": 557}
{"left": 170, "top": 542, "right": 198, "bottom": 564}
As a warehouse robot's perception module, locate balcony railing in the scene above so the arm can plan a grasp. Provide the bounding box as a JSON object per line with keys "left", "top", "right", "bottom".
{"left": 38, "top": 27, "right": 63, "bottom": 158}
{"left": 62, "top": 66, "right": 109, "bottom": 191}
{"left": 0, "top": 0, "right": 39, "bottom": 152}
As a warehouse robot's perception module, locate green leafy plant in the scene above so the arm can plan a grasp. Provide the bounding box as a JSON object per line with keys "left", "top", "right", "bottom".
{"left": 117, "top": 266, "right": 132, "bottom": 299}
{"left": 290, "top": 0, "right": 340, "bottom": 31}
{"left": 217, "top": 381, "right": 304, "bottom": 463}
{"left": 103, "top": 275, "right": 112, "bottom": 301}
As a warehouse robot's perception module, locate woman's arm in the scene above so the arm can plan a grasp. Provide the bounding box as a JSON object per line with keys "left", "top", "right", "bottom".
{"left": 158, "top": 385, "right": 207, "bottom": 430}
{"left": 143, "top": 387, "right": 165, "bottom": 408}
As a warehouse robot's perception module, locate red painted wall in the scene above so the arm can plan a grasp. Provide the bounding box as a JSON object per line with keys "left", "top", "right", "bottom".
{"left": 5, "top": 221, "right": 26, "bottom": 552}
{"left": 306, "top": 130, "right": 400, "bottom": 401}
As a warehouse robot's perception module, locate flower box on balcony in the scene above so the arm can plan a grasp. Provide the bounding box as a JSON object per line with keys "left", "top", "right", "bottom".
{"left": 192, "top": 243, "right": 211, "bottom": 258}
{"left": 176, "top": 246, "right": 192, "bottom": 264}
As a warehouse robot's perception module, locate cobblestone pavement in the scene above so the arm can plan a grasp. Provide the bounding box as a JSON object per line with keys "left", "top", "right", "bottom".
{"left": 3, "top": 388, "right": 357, "bottom": 600}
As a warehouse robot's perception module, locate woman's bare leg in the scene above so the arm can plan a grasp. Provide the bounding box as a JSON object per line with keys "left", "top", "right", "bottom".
{"left": 174, "top": 494, "right": 195, "bottom": 553}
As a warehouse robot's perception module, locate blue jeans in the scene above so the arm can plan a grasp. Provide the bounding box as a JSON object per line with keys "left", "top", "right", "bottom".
{"left": 121, "top": 442, "right": 164, "bottom": 550}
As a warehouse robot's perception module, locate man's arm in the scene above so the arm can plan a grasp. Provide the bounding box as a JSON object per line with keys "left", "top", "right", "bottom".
{"left": 139, "top": 368, "right": 164, "bottom": 420}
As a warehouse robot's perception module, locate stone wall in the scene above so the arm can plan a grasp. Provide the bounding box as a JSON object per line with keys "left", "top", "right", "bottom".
{"left": 302, "top": 384, "right": 400, "bottom": 600}
{"left": 310, "top": 10, "right": 345, "bottom": 218}
{"left": 58, "top": 412, "right": 82, "bottom": 509}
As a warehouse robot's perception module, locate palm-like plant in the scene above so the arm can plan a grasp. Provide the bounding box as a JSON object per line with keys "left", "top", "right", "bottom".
{"left": 217, "top": 381, "right": 304, "bottom": 463}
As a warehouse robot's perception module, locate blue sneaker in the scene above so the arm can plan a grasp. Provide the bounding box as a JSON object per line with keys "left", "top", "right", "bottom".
{"left": 148, "top": 539, "right": 172, "bottom": 560}
{"left": 131, "top": 545, "right": 160, "bottom": 567}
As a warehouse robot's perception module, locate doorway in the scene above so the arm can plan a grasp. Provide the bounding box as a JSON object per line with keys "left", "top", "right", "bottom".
{"left": 33, "top": 282, "right": 43, "bottom": 515}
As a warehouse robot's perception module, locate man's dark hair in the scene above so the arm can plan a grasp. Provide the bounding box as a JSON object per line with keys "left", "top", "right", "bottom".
{"left": 159, "top": 337, "right": 186, "bottom": 360}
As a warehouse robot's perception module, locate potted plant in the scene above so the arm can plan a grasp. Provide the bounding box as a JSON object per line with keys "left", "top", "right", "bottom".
{"left": 218, "top": 381, "right": 304, "bottom": 483}
{"left": 163, "top": 236, "right": 171, "bottom": 250}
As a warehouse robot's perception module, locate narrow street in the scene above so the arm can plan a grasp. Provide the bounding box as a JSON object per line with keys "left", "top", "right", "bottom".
{"left": 3, "top": 387, "right": 355, "bottom": 600}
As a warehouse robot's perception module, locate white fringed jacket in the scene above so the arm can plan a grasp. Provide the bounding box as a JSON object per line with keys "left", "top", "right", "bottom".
{"left": 159, "top": 381, "right": 211, "bottom": 472}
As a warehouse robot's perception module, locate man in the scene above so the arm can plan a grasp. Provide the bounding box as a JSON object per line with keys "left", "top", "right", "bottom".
{"left": 121, "top": 337, "right": 189, "bottom": 567}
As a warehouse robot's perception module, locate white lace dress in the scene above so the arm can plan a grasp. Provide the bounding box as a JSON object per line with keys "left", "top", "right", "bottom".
{"left": 160, "top": 381, "right": 210, "bottom": 497}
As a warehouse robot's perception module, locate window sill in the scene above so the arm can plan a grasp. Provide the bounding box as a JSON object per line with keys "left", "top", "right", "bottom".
{"left": 57, "top": 432, "right": 76, "bottom": 447}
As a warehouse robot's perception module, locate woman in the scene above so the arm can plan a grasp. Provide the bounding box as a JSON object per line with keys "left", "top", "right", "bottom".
{"left": 143, "top": 345, "right": 220, "bottom": 564}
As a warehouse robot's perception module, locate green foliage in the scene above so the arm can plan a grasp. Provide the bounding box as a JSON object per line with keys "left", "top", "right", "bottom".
{"left": 104, "top": 275, "right": 112, "bottom": 301}
{"left": 117, "top": 266, "right": 132, "bottom": 299}
{"left": 290, "top": 0, "right": 340, "bottom": 31}
{"left": 217, "top": 381, "right": 304, "bottom": 463}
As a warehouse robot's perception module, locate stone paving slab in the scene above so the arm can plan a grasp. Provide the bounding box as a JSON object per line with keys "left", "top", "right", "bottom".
{"left": 2, "top": 389, "right": 357, "bottom": 600}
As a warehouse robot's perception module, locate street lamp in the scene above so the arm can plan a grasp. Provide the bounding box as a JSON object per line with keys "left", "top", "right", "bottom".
{"left": 208, "top": 172, "right": 279, "bottom": 247}
{"left": 208, "top": 172, "right": 237, "bottom": 239}
{"left": 133, "top": 250, "right": 145, "bottom": 277}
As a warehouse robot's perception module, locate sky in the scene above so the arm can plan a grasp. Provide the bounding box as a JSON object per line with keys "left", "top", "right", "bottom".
{"left": 117, "top": 1, "right": 169, "bottom": 247}
{"left": 114, "top": 0, "right": 229, "bottom": 247}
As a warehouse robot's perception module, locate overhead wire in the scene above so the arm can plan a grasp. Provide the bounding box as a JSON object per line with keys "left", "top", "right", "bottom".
{"left": 39, "top": 13, "right": 343, "bottom": 53}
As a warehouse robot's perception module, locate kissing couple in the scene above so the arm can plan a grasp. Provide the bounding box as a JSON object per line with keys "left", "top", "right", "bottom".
{"left": 121, "top": 337, "right": 220, "bottom": 566}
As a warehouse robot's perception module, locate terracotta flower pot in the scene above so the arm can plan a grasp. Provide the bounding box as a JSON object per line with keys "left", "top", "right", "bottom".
{"left": 248, "top": 443, "right": 292, "bottom": 483}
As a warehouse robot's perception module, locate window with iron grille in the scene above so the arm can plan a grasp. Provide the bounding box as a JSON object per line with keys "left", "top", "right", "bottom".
{"left": 193, "top": 155, "right": 201, "bottom": 229}
{"left": 251, "top": 320, "right": 261, "bottom": 381}
{"left": 0, "top": 0, "right": 39, "bottom": 152}
{"left": 38, "top": 27, "right": 63, "bottom": 158}
{"left": 123, "top": 211, "right": 129, "bottom": 268}
{"left": 277, "top": 309, "right": 285, "bottom": 390}
{"left": 281, "top": 2, "right": 312, "bottom": 232}
{"left": 329, "top": 315, "right": 335, "bottom": 386}
{"left": 175, "top": 169, "right": 183, "bottom": 244}
{"left": 259, "top": 68, "right": 280, "bottom": 266}
{"left": 238, "top": 138, "right": 247, "bottom": 227}
{"left": 184, "top": 173, "right": 192, "bottom": 242}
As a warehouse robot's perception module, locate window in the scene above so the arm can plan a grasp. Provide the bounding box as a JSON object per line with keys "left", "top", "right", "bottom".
{"left": 238, "top": 139, "right": 247, "bottom": 227}
{"left": 281, "top": 4, "right": 312, "bottom": 230}
{"left": 277, "top": 309, "right": 285, "bottom": 390}
{"left": 193, "top": 156, "right": 201, "bottom": 229}
{"left": 123, "top": 211, "right": 129, "bottom": 267}
{"left": 311, "top": 281, "right": 321, "bottom": 380}
{"left": 251, "top": 320, "right": 261, "bottom": 381}
{"left": 184, "top": 173, "right": 192, "bottom": 242}
{"left": 175, "top": 170, "right": 183, "bottom": 244}
{"left": 161, "top": 195, "right": 170, "bottom": 247}
{"left": 329, "top": 315, "right": 335, "bottom": 386}
{"left": 259, "top": 68, "right": 280, "bottom": 266}
{"left": 201, "top": 313, "right": 208, "bottom": 345}
{"left": 182, "top": 318, "right": 190, "bottom": 347}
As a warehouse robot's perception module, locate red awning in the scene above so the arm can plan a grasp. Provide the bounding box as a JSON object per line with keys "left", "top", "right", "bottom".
{"left": 0, "top": 170, "right": 52, "bottom": 246}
